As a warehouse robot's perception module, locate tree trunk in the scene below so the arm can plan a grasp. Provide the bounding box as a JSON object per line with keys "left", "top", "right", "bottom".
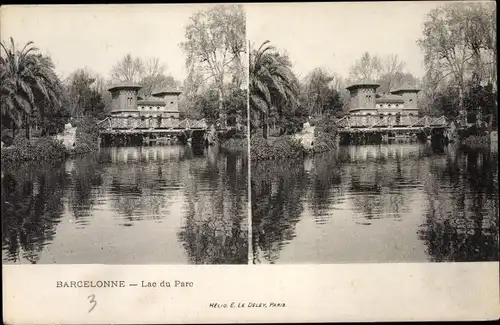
{"left": 25, "top": 114, "right": 31, "bottom": 139}
{"left": 11, "top": 119, "right": 16, "bottom": 138}
{"left": 458, "top": 85, "right": 466, "bottom": 125}
{"left": 218, "top": 84, "right": 226, "bottom": 129}
{"left": 41, "top": 108, "right": 46, "bottom": 136}
{"left": 262, "top": 110, "right": 269, "bottom": 140}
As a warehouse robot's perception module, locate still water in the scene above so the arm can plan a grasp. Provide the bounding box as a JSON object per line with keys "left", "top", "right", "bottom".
{"left": 2, "top": 145, "right": 248, "bottom": 264}
{"left": 252, "top": 142, "right": 499, "bottom": 264}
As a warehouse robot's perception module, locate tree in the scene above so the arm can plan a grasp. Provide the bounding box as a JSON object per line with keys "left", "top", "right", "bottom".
{"left": 250, "top": 41, "right": 299, "bottom": 139}
{"left": 110, "top": 54, "right": 144, "bottom": 84}
{"left": 300, "top": 68, "right": 343, "bottom": 116}
{"left": 377, "top": 71, "right": 419, "bottom": 94}
{"left": 64, "top": 69, "right": 106, "bottom": 119}
{"left": 139, "top": 57, "right": 179, "bottom": 98}
{"left": 140, "top": 74, "right": 178, "bottom": 99}
{"left": 377, "top": 54, "right": 409, "bottom": 92}
{"left": 348, "top": 52, "right": 382, "bottom": 82}
{"left": 418, "top": 2, "right": 497, "bottom": 123}
{"left": 110, "top": 54, "right": 179, "bottom": 100}
{"left": 1, "top": 38, "right": 63, "bottom": 138}
{"left": 181, "top": 4, "right": 246, "bottom": 128}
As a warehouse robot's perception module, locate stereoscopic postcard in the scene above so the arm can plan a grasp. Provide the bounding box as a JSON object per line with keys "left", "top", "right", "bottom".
{"left": 1, "top": 2, "right": 498, "bottom": 324}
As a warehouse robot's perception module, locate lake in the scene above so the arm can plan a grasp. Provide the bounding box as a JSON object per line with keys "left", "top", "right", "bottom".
{"left": 2, "top": 145, "right": 248, "bottom": 264}
{"left": 252, "top": 142, "right": 499, "bottom": 264}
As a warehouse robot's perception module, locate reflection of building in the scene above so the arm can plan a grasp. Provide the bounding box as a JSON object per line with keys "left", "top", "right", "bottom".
{"left": 347, "top": 82, "right": 420, "bottom": 116}
{"left": 108, "top": 83, "right": 182, "bottom": 119}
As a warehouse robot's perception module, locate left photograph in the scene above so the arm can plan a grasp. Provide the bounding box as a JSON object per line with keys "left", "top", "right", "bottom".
{"left": 1, "top": 4, "right": 248, "bottom": 264}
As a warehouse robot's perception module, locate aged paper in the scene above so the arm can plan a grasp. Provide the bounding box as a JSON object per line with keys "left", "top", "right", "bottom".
{"left": 2, "top": 2, "right": 499, "bottom": 323}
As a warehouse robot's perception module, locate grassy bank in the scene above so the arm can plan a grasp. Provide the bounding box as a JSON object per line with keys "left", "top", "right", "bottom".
{"left": 218, "top": 129, "right": 248, "bottom": 152}
{"left": 250, "top": 135, "right": 305, "bottom": 160}
{"left": 457, "top": 125, "right": 496, "bottom": 148}
{"left": 220, "top": 135, "right": 248, "bottom": 152}
{"left": 1, "top": 117, "right": 100, "bottom": 165}
{"left": 251, "top": 116, "right": 339, "bottom": 161}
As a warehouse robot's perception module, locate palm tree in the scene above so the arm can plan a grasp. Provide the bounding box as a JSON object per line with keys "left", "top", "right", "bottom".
{"left": 1, "top": 37, "right": 62, "bottom": 138}
{"left": 250, "top": 40, "right": 299, "bottom": 139}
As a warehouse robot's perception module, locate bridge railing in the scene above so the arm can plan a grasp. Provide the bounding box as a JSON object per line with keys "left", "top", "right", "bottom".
{"left": 105, "top": 116, "right": 208, "bottom": 130}
{"left": 336, "top": 115, "right": 447, "bottom": 129}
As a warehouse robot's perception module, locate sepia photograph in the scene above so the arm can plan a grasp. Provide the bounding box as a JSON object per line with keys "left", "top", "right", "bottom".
{"left": 1, "top": 2, "right": 499, "bottom": 324}
{"left": 249, "top": 1, "right": 498, "bottom": 264}
{"left": 1, "top": 4, "right": 248, "bottom": 264}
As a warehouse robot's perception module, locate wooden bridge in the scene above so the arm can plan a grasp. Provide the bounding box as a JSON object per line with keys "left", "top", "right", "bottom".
{"left": 335, "top": 115, "right": 448, "bottom": 133}
{"left": 97, "top": 116, "right": 211, "bottom": 146}
{"left": 98, "top": 116, "right": 209, "bottom": 134}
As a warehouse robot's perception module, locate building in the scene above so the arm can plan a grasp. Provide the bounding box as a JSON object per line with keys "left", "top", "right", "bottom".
{"left": 346, "top": 82, "right": 420, "bottom": 116}
{"left": 108, "top": 83, "right": 182, "bottom": 119}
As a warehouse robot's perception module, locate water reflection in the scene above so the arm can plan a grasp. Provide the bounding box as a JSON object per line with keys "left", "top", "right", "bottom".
{"left": 252, "top": 143, "right": 499, "bottom": 264}
{"left": 2, "top": 145, "right": 248, "bottom": 264}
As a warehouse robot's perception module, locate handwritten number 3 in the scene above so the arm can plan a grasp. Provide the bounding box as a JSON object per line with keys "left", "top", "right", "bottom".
{"left": 88, "top": 294, "right": 97, "bottom": 313}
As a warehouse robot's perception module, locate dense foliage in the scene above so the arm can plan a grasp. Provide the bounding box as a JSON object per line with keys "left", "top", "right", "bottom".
{"left": 250, "top": 135, "right": 304, "bottom": 161}
{"left": 418, "top": 2, "right": 496, "bottom": 125}
{"left": 1, "top": 134, "right": 68, "bottom": 165}
{"left": 250, "top": 41, "right": 299, "bottom": 139}
{"left": 181, "top": 5, "right": 246, "bottom": 128}
{"left": 1, "top": 38, "right": 64, "bottom": 138}
{"left": 309, "top": 116, "right": 339, "bottom": 154}
{"left": 1, "top": 117, "right": 100, "bottom": 164}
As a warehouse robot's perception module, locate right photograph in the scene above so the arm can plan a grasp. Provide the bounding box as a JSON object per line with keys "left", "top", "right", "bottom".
{"left": 248, "top": 2, "right": 498, "bottom": 264}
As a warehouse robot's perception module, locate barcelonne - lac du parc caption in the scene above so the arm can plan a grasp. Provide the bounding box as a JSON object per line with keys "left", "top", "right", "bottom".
{"left": 56, "top": 280, "right": 194, "bottom": 288}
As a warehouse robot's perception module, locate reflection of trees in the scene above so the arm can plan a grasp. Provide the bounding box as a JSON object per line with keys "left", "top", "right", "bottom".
{"left": 251, "top": 159, "right": 308, "bottom": 264}
{"left": 251, "top": 142, "right": 498, "bottom": 263}
{"left": 418, "top": 146, "right": 499, "bottom": 261}
{"left": 66, "top": 154, "right": 105, "bottom": 224}
{"left": 178, "top": 148, "right": 248, "bottom": 264}
{"left": 305, "top": 153, "right": 344, "bottom": 223}
{"left": 1, "top": 162, "right": 68, "bottom": 263}
{"left": 105, "top": 145, "right": 249, "bottom": 263}
{"left": 341, "top": 145, "right": 421, "bottom": 220}
{"left": 103, "top": 146, "right": 189, "bottom": 224}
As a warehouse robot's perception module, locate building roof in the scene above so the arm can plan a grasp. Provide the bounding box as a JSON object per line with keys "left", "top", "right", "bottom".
{"left": 376, "top": 94, "right": 405, "bottom": 103}
{"left": 107, "top": 82, "right": 142, "bottom": 92}
{"left": 346, "top": 81, "right": 380, "bottom": 91}
{"left": 152, "top": 88, "right": 182, "bottom": 96}
{"left": 390, "top": 88, "right": 420, "bottom": 94}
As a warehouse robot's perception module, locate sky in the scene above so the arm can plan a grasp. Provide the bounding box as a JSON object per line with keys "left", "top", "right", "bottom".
{"left": 247, "top": 2, "right": 445, "bottom": 81}
{"left": 0, "top": 2, "right": 458, "bottom": 85}
{"left": 0, "top": 4, "right": 215, "bottom": 82}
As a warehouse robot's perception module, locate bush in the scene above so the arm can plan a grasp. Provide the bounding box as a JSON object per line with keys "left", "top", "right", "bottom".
{"left": 70, "top": 117, "right": 100, "bottom": 155}
{"left": 1, "top": 134, "right": 69, "bottom": 164}
{"left": 250, "top": 135, "right": 304, "bottom": 161}
{"left": 1, "top": 116, "right": 101, "bottom": 164}
{"left": 458, "top": 124, "right": 489, "bottom": 138}
{"left": 1, "top": 133, "right": 13, "bottom": 147}
{"left": 220, "top": 136, "right": 248, "bottom": 151}
{"left": 281, "top": 115, "right": 306, "bottom": 135}
{"left": 309, "top": 116, "right": 338, "bottom": 154}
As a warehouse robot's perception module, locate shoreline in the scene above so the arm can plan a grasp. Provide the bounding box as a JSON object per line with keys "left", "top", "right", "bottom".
{"left": 1, "top": 122, "right": 248, "bottom": 167}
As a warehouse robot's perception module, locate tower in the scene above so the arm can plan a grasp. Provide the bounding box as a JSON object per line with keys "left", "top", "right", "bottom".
{"left": 108, "top": 83, "right": 142, "bottom": 115}
{"left": 151, "top": 89, "right": 182, "bottom": 118}
{"left": 346, "top": 82, "right": 380, "bottom": 115}
{"left": 390, "top": 88, "right": 420, "bottom": 109}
